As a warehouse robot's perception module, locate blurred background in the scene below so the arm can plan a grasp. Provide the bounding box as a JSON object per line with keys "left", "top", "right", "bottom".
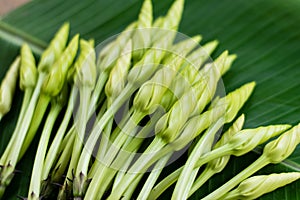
{"left": 0, "top": 0, "right": 28, "bottom": 16}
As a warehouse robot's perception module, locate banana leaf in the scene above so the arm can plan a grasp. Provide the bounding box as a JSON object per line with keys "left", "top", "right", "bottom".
{"left": 0, "top": 0, "right": 300, "bottom": 199}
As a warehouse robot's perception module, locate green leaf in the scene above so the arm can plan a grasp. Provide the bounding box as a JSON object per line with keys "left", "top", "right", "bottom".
{"left": 0, "top": 0, "right": 300, "bottom": 199}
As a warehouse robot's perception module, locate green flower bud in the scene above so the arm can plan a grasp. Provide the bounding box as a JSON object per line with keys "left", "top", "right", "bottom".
{"left": 127, "top": 48, "right": 166, "bottom": 86}
{"left": 162, "top": 35, "right": 202, "bottom": 65}
{"left": 161, "top": 0, "right": 184, "bottom": 30}
{"left": 20, "top": 44, "right": 37, "bottom": 90}
{"left": 263, "top": 123, "right": 300, "bottom": 163}
{"left": 190, "top": 51, "right": 229, "bottom": 115}
{"left": 133, "top": 66, "right": 178, "bottom": 114}
{"left": 105, "top": 40, "right": 132, "bottom": 104}
{"left": 171, "top": 83, "right": 255, "bottom": 149}
{"left": 132, "top": 0, "right": 153, "bottom": 61}
{"left": 155, "top": 80, "right": 207, "bottom": 143}
{"left": 186, "top": 40, "right": 219, "bottom": 71}
{"left": 222, "top": 81, "right": 255, "bottom": 122}
{"left": 153, "top": 17, "right": 164, "bottom": 28}
{"left": 74, "top": 39, "right": 97, "bottom": 88}
{"left": 223, "top": 173, "right": 300, "bottom": 200}
{"left": 0, "top": 56, "right": 20, "bottom": 115}
{"left": 38, "top": 23, "right": 70, "bottom": 72}
{"left": 99, "top": 22, "right": 136, "bottom": 73}
{"left": 228, "top": 124, "right": 290, "bottom": 156}
{"left": 42, "top": 34, "right": 79, "bottom": 97}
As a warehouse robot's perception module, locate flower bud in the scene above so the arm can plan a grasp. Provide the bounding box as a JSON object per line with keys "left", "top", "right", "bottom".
{"left": 20, "top": 44, "right": 37, "bottom": 90}
{"left": 74, "top": 39, "right": 97, "bottom": 88}
{"left": 38, "top": 23, "right": 70, "bottom": 72}
{"left": 229, "top": 124, "right": 290, "bottom": 156}
{"left": 0, "top": 56, "right": 20, "bottom": 115}
{"left": 223, "top": 173, "right": 300, "bottom": 200}
{"left": 263, "top": 123, "right": 300, "bottom": 163}
{"left": 42, "top": 34, "right": 79, "bottom": 97}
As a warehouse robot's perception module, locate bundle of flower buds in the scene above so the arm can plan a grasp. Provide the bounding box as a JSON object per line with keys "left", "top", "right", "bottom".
{"left": 0, "top": 0, "right": 299, "bottom": 199}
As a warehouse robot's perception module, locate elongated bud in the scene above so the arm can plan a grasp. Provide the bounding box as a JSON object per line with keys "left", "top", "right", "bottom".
{"left": 105, "top": 40, "right": 132, "bottom": 104}
{"left": 223, "top": 173, "right": 300, "bottom": 200}
{"left": 153, "top": 17, "right": 164, "bottom": 28}
{"left": 263, "top": 123, "right": 300, "bottom": 163}
{"left": 20, "top": 44, "right": 37, "bottom": 90}
{"left": 155, "top": 80, "right": 206, "bottom": 143}
{"left": 190, "top": 51, "right": 229, "bottom": 115}
{"left": 42, "top": 34, "right": 79, "bottom": 96}
{"left": 38, "top": 23, "right": 70, "bottom": 72}
{"left": 133, "top": 66, "right": 178, "bottom": 114}
{"left": 74, "top": 39, "right": 97, "bottom": 88}
{"left": 99, "top": 22, "right": 136, "bottom": 73}
{"left": 162, "top": 35, "right": 202, "bottom": 65}
{"left": 0, "top": 56, "right": 20, "bottom": 115}
{"left": 171, "top": 83, "right": 256, "bottom": 149}
{"left": 210, "top": 82, "right": 255, "bottom": 124}
{"left": 187, "top": 40, "right": 219, "bottom": 71}
{"left": 228, "top": 124, "right": 290, "bottom": 156}
{"left": 162, "top": 0, "right": 184, "bottom": 30}
{"left": 132, "top": 0, "right": 153, "bottom": 61}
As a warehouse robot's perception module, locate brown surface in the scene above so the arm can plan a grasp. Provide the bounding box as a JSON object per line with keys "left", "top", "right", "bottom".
{"left": 0, "top": 0, "right": 29, "bottom": 16}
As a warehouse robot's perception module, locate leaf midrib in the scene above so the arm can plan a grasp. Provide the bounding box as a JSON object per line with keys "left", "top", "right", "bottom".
{"left": 0, "top": 20, "right": 46, "bottom": 55}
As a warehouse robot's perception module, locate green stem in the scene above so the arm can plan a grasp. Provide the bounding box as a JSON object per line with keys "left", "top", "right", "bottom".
{"left": 51, "top": 131, "right": 76, "bottom": 182}
{"left": 222, "top": 190, "right": 240, "bottom": 200}
{"left": 84, "top": 103, "right": 108, "bottom": 178}
{"left": 149, "top": 167, "right": 182, "bottom": 199}
{"left": 137, "top": 153, "right": 172, "bottom": 200}
{"left": 0, "top": 73, "right": 47, "bottom": 196}
{"left": 0, "top": 88, "right": 33, "bottom": 164}
{"left": 107, "top": 137, "right": 168, "bottom": 200}
{"left": 172, "top": 119, "right": 224, "bottom": 200}
{"left": 19, "top": 93, "right": 51, "bottom": 159}
{"left": 112, "top": 153, "right": 136, "bottom": 191}
{"left": 41, "top": 131, "right": 75, "bottom": 198}
{"left": 102, "top": 111, "right": 144, "bottom": 168}
{"left": 188, "top": 168, "right": 215, "bottom": 197}
{"left": 86, "top": 127, "right": 139, "bottom": 199}
{"left": 202, "top": 156, "right": 269, "bottom": 200}
{"left": 28, "top": 103, "right": 62, "bottom": 200}
{"left": 85, "top": 120, "right": 155, "bottom": 200}
{"left": 7, "top": 73, "right": 46, "bottom": 165}
{"left": 97, "top": 118, "right": 114, "bottom": 160}
{"left": 76, "top": 84, "right": 136, "bottom": 184}
{"left": 123, "top": 174, "right": 143, "bottom": 200}
{"left": 149, "top": 144, "right": 231, "bottom": 199}
{"left": 88, "top": 72, "right": 108, "bottom": 116}
{"left": 42, "top": 87, "right": 76, "bottom": 180}
{"left": 64, "top": 86, "right": 91, "bottom": 196}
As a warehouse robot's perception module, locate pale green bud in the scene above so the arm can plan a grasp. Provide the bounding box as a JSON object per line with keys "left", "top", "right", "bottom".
{"left": 228, "top": 124, "right": 290, "bottom": 156}
{"left": 263, "top": 123, "right": 300, "bottom": 163}
{"left": 162, "top": 0, "right": 184, "bottom": 30}
{"left": 42, "top": 34, "right": 79, "bottom": 96}
{"left": 99, "top": 22, "right": 136, "bottom": 73}
{"left": 38, "top": 23, "right": 70, "bottom": 72}
{"left": 223, "top": 173, "right": 300, "bottom": 200}
{"left": 74, "top": 39, "right": 97, "bottom": 88}
{"left": 20, "top": 44, "right": 37, "bottom": 90}
{"left": 105, "top": 40, "right": 132, "bottom": 104}
{"left": 133, "top": 66, "right": 177, "bottom": 114}
{"left": 0, "top": 56, "right": 20, "bottom": 115}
